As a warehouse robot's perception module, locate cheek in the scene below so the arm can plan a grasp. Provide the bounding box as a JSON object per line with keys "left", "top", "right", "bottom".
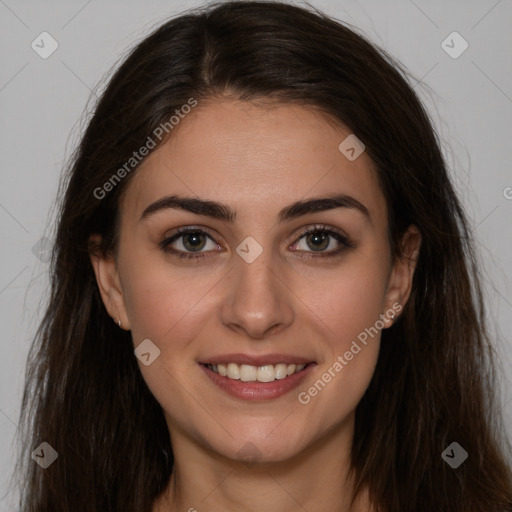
{"left": 292, "top": 252, "right": 388, "bottom": 411}
{"left": 119, "top": 257, "right": 223, "bottom": 427}
{"left": 299, "top": 251, "right": 390, "bottom": 345}
{"left": 120, "top": 252, "right": 221, "bottom": 343}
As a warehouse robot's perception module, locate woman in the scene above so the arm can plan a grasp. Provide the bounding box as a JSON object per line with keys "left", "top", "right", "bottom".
{"left": 15, "top": 1, "right": 512, "bottom": 511}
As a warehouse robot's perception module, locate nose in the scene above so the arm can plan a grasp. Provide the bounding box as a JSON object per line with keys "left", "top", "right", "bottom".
{"left": 220, "top": 251, "right": 294, "bottom": 339}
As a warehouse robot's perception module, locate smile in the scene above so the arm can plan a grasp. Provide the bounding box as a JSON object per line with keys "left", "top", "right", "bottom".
{"left": 200, "top": 359, "right": 316, "bottom": 400}
{"left": 205, "top": 362, "right": 307, "bottom": 382}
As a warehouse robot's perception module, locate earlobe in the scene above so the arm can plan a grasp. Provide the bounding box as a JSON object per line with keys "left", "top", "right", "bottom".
{"left": 383, "top": 225, "right": 422, "bottom": 326}
{"left": 88, "top": 234, "right": 130, "bottom": 330}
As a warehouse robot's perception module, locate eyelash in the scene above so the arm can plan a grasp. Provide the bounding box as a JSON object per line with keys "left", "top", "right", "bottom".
{"left": 159, "top": 224, "right": 353, "bottom": 261}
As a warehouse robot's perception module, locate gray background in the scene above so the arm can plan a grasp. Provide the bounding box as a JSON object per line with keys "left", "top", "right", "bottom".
{"left": 1, "top": 0, "right": 511, "bottom": 508}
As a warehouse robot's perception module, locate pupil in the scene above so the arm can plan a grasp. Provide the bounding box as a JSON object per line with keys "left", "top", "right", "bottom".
{"left": 307, "top": 232, "right": 328, "bottom": 251}
{"left": 184, "top": 232, "right": 206, "bottom": 251}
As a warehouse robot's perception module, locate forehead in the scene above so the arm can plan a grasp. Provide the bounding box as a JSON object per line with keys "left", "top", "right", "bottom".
{"left": 120, "top": 99, "right": 387, "bottom": 224}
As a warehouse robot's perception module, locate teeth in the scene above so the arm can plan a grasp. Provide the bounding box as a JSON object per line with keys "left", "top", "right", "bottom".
{"left": 257, "top": 365, "right": 275, "bottom": 383}
{"left": 227, "top": 363, "right": 240, "bottom": 380}
{"left": 240, "top": 364, "right": 257, "bottom": 382}
{"left": 275, "top": 363, "right": 288, "bottom": 379}
{"left": 208, "top": 362, "right": 307, "bottom": 382}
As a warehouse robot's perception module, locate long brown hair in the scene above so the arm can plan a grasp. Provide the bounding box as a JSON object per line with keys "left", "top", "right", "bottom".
{"left": 15, "top": 1, "right": 512, "bottom": 510}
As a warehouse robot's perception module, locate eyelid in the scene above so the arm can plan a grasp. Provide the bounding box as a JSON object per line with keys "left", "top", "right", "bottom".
{"left": 163, "top": 225, "right": 219, "bottom": 241}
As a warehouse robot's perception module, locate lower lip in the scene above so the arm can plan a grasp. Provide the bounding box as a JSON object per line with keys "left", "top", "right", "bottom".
{"left": 200, "top": 363, "right": 316, "bottom": 401}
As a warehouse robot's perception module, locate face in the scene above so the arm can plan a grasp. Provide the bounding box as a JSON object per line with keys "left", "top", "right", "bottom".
{"left": 91, "top": 98, "right": 420, "bottom": 464}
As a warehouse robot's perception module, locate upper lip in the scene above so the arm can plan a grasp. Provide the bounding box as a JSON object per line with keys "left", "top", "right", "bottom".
{"left": 199, "top": 353, "right": 315, "bottom": 366}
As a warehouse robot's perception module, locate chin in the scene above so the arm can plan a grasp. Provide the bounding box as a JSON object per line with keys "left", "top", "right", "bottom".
{"left": 210, "top": 429, "right": 310, "bottom": 465}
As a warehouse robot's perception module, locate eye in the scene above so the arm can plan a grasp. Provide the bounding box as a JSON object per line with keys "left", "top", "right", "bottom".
{"left": 290, "top": 225, "right": 352, "bottom": 256}
{"left": 159, "top": 224, "right": 352, "bottom": 261}
{"left": 159, "top": 228, "right": 221, "bottom": 259}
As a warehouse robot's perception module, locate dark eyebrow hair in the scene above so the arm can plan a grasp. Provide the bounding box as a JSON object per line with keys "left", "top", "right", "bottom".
{"left": 140, "top": 194, "right": 370, "bottom": 223}
{"left": 277, "top": 195, "right": 370, "bottom": 222}
{"left": 140, "top": 195, "right": 236, "bottom": 222}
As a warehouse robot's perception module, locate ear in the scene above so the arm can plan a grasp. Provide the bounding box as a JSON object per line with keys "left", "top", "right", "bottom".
{"left": 89, "top": 234, "right": 131, "bottom": 330}
{"left": 382, "top": 224, "right": 421, "bottom": 327}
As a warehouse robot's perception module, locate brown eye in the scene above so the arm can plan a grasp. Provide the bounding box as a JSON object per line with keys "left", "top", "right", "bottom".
{"left": 181, "top": 231, "right": 207, "bottom": 251}
{"left": 160, "top": 228, "right": 221, "bottom": 259}
{"left": 304, "top": 231, "right": 330, "bottom": 251}
{"left": 293, "top": 229, "right": 347, "bottom": 253}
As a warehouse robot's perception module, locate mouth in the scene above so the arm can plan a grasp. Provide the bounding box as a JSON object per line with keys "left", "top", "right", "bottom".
{"left": 199, "top": 356, "right": 316, "bottom": 400}
{"left": 204, "top": 362, "right": 308, "bottom": 382}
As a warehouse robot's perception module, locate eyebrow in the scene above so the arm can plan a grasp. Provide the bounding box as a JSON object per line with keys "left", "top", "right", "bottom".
{"left": 140, "top": 195, "right": 235, "bottom": 222}
{"left": 139, "top": 194, "right": 370, "bottom": 223}
{"left": 277, "top": 195, "right": 370, "bottom": 222}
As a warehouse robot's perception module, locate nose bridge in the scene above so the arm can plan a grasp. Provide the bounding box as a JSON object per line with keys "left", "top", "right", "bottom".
{"left": 220, "top": 247, "right": 294, "bottom": 338}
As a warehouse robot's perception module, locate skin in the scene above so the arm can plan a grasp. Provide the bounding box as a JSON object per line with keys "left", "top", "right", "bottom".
{"left": 90, "top": 98, "right": 421, "bottom": 512}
